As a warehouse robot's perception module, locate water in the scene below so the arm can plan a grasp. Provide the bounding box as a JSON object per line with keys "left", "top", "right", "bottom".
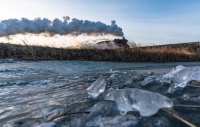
{"left": 1, "top": 59, "right": 200, "bottom": 127}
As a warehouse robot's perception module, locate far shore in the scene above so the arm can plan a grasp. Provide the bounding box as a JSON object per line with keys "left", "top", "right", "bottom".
{"left": 0, "top": 42, "right": 200, "bottom": 62}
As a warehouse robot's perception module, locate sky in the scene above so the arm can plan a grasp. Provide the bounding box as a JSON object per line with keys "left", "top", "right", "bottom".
{"left": 0, "top": 0, "right": 200, "bottom": 46}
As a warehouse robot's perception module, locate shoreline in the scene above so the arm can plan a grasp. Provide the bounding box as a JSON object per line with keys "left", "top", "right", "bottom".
{"left": 0, "top": 42, "right": 200, "bottom": 62}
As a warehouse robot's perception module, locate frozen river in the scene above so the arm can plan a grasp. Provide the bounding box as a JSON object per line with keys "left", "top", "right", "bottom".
{"left": 0, "top": 60, "right": 200, "bottom": 127}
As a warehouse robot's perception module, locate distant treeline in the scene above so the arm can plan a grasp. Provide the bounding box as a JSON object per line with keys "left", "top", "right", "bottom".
{"left": 0, "top": 42, "right": 200, "bottom": 62}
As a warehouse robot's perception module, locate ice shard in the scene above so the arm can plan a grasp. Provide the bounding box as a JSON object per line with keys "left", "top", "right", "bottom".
{"left": 140, "top": 76, "right": 155, "bottom": 86}
{"left": 167, "top": 83, "right": 176, "bottom": 93}
{"left": 87, "top": 76, "right": 106, "bottom": 99}
{"left": 161, "top": 65, "right": 186, "bottom": 83}
{"left": 162, "top": 65, "right": 200, "bottom": 87}
{"left": 173, "top": 66, "right": 200, "bottom": 87}
{"left": 112, "top": 88, "right": 173, "bottom": 116}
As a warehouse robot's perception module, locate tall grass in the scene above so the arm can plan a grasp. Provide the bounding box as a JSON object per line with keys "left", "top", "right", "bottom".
{"left": 0, "top": 42, "right": 200, "bottom": 62}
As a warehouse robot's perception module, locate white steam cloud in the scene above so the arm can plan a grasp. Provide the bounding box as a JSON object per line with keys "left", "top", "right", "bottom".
{"left": 0, "top": 16, "right": 124, "bottom": 37}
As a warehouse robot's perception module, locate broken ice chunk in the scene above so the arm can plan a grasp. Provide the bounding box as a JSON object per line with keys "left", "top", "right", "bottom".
{"left": 140, "top": 76, "right": 155, "bottom": 86}
{"left": 132, "top": 74, "right": 143, "bottom": 80}
{"left": 109, "top": 73, "right": 122, "bottom": 89}
{"left": 160, "top": 65, "right": 200, "bottom": 87}
{"left": 109, "top": 69, "right": 120, "bottom": 74}
{"left": 163, "top": 65, "right": 186, "bottom": 78}
{"left": 87, "top": 76, "right": 106, "bottom": 99}
{"left": 125, "top": 78, "right": 133, "bottom": 85}
{"left": 142, "top": 71, "right": 155, "bottom": 77}
{"left": 147, "top": 71, "right": 154, "bottom": 75}
{"left": 104, "top": 88, "right": 115, "bottom": 101}
{"left": 167, "top": 83, "right": 176, "bottom": 93}
{"left": 112, "top": 88, "right": 173, "bottom": 116}
{"left": 161, "top": 65, "right": 186, "bottom": 83}
{"left": 90, "top": 101, "right": 118, "bottom": 116}
{"left": 173, "top": 66, "right": 200, "bottom": 87}
{"left": 110, "top": 73, "right": 117, "bottom": 79}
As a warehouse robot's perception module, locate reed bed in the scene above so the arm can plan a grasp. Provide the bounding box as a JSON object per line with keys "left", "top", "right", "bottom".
{"left": 0, "top": 42, "right": 200, "bottom": 62}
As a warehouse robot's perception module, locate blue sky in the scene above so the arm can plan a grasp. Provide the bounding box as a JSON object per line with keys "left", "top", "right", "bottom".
{"left": 0, "top": 0, "right": 200, "bottom": 45}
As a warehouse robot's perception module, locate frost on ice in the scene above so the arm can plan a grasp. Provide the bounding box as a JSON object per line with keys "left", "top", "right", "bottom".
{"left": 110, "top": 88, "right": 173, "bottom": 116}
{"left": 87, "top": 76, "right": 106, "bottom": 98}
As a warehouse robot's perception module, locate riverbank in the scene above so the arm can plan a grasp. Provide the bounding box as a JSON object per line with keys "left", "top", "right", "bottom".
{"left": 0, "top": 42, "right": 200, "bottom": 62}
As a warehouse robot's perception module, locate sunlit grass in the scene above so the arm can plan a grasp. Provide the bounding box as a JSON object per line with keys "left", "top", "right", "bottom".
{"left": 0, "top": 42, "right": 200, "bottom": 62}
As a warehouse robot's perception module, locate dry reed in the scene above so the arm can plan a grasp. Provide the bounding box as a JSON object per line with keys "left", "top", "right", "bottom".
{"left": 0, "top": 42, "right": 200, "bottom": 62}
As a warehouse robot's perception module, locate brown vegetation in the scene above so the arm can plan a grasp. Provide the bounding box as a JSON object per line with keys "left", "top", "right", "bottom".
{"left": 0, "top": 42, "right": 200, "bottom": 62}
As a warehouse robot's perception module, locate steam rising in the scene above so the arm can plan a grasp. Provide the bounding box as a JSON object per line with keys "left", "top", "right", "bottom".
{"left": 0, "top": 16, "right": 123, "bottom": 37}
